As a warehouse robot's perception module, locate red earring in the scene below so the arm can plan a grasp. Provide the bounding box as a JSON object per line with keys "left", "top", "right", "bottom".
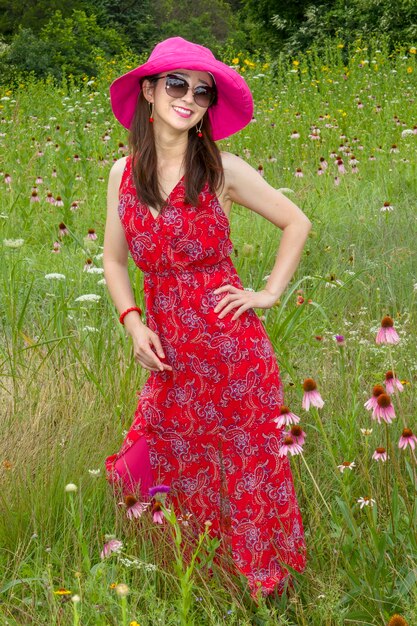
{"left": 149, "top": 103, "right": 154, "bottom": 123}
{"left": 196, "top": 120, "right": 203, "bottom": 138}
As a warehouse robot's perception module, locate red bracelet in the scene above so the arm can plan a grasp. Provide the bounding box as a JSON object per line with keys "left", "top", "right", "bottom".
{"left": 119, "top": 306, "right": 142, "bottom": 325}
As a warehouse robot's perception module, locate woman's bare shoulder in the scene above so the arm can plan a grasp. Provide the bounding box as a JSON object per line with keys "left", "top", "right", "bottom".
{"left": 108, "top": 156, "right": 129, "bottom": 193}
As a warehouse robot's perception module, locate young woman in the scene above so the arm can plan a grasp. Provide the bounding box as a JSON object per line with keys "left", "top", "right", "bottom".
{"left": 103, "top": 37, "right": 311, "bottom": 600}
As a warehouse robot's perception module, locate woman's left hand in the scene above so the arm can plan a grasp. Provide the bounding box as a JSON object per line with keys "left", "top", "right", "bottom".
{"left": 213, "top": 285, "right": 278, "bottom": 321}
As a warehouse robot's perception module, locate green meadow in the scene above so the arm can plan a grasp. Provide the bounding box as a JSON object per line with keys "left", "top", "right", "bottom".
{"left": 1, "top": 40, "right": 416, "bottom": 625}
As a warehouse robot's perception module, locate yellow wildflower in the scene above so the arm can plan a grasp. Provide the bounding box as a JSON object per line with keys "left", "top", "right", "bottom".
{"left": 409, "top": 47, "right": 416, "bottom": 54}
{"left": 232, "top": 57, "right": 239, "bottom": 64}
{"left": 130, "top": 622, "right": 141, "bottom": 626}
{"left": 293, "top": 60, "right": 299, "bottom": 66}
{"left": 262, "top": 63, "right": 269, "bottom": 69}
{"left": 337, "top": 43, "right": 344, "bottom": 49}
{"left": 54, "top": 588, "right": 72, "bottom": 595}
{"left": 407, "top": 67, "right": 413, "bottom": 73}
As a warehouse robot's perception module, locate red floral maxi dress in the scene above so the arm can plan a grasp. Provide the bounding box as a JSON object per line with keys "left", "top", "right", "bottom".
{"left": 105, "top": 154, "right": 307, "bottom": 598}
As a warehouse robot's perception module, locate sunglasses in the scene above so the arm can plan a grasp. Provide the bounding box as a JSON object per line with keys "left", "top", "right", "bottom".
{"left": 152, "top": 73, "right": 217, "bottom": 108}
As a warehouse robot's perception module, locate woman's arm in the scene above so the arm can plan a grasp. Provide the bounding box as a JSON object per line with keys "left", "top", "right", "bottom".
{"left": 220, "top": 152, "right": 312, "bottom": 301}
{"left": 103, "top": 157, "right": 145, "bottom": 335}
{"left": 103, "top": 158, "right": 172, "bottom": 373}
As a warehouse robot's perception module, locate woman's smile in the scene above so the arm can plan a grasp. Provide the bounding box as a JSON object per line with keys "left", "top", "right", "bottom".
{"left": 172, "top": 105, "right": 193, "bottom": 118}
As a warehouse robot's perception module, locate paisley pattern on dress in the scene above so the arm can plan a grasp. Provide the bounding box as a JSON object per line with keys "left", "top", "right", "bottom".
{"left": 105, "top": 154, "right": 307, "bottom": 598}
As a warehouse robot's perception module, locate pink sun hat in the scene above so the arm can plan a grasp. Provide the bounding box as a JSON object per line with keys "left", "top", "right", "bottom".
{"left": 109, "top": 37, "right": 254, "bottom": 141}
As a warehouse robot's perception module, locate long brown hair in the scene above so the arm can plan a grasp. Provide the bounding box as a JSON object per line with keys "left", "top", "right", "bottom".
{"left": 127, "top": 74, "right": 225, "bottom": 214}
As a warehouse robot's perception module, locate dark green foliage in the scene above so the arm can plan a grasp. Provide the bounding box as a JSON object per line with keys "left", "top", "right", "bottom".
{"left": 0, "top": 9, "right": 128, "bottom": 85}
{"left": 0, "top": 0, "right": 85, "bottom": 40}
{"left": 241, "top": 0, "right": 417, "bottom": 53}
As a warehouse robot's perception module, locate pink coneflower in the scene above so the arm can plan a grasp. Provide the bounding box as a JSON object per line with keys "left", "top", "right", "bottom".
{"left": 376, "top": 315, "right": 400, "bottom": 344}
{"left": 118, "top": 494, "right": 150, "bottom": 520}
{"left": 70, "top": 201, "right": 79, "bottom": 212}
{"left": 289, "top": 424, "right": 306, "bottom": 445}
{"left": 291, "top": 130, "right": 300, "bottom": 139}
{"left": 364, "top": 384, "right": 385, "bottom": 411}
{"left": 335, "top": 334, "right": 345, "bottom": 346}
{"left": 257, "top": 164, "right": 264, "bottom": 177}
{"left": 267, "top": 155, "right": 277, "bottom": 162}
{"left": 369, "top": 154, "right": 376, "bottom": 161}
{"left": 302, "top": 378, "right": 324, "bottom": 410}
{"left": 329, "top": 151, "right": 338, "bottom": 159}
{"left": 317, "top": 167, "right": 324, "bottom": 176}
{"left": 337, "top": 461, "right": 356, "bottom": 473}
{"left": 55, "top": 195, "right": 64, "bottom": 207}
{"left": 380, "top": 201, "right": 394, "bottom": 212}
{"left": 84, "top": 258, "right": 93, "bottom": 271}
{"left": 357, "top": 496, "right": 376, "bottom": 508}
{"left": 87, "top": 228, "right": 97, "bottom": 240}
{"left": 336, "top": 159, "right": 346, "bottom": 173}
{"left": 151, "top": 500, "right": 167, "bottom": 524}
{"left": 73, "top": 154, "right": 81, "bottom": 162}
{"left": 357, "top": 102, "right": 364, "bottom": 108}
{"left": 4, "top": 173, "right": 12, "bottom": 184}
{"left": 319, "top": 157, "right": 328, "bottom": 169}
{"left": 52, "top": 241, "right": 61, "bottom": 253}
{"left": 273, "top": 405, "right": 300, "bottom": 428}
{"left": 36, "top": 176, "right": 43, "bottom": 184}
{"left": 372, "top": 447, "right": 388, "bottom": 462}
{"left": 334, "top": 176, "right": 340, "bottom": 186}
{"left": 100, "top": 538, "right": 123, "bottom": 559}
{"left": 52, "top": 168, "right": 57, "bottom": 177}
{"left": 398, "top": 428, "right": 417, "bottom": 451}
{"left": 30, "top": 190, "right": 40, "bottom": 202}
{"left": 373, "top": 393, "right": 396, "bottom": 424}
{"left": 384, "top": 370, "right": 404, "bottom": 394}
{"left": 46, "top": 191, "right": 55, "bottom": 204}
{"left": 390, "top": 144, "right": 399, "bottom": 153}
{"left": 278, "top": 434, "right": 303, "bottom": 457}
{"left": 58, "top": 222, "right": 69, "bottom": 237}
{"left": 295, "top": 168, "right": 304, "bottom": 177}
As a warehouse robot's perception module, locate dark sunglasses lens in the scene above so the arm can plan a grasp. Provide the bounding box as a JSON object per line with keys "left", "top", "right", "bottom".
{"left": 165, "top": 76, "right": 188, "bottom": 98}
{"left": 194, "top": 86, "right": 215, "bottom": 107}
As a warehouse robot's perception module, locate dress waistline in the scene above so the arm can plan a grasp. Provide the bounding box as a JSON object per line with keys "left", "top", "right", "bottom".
{"left": 143, "top": 258, "right": 231, "bottom": 277}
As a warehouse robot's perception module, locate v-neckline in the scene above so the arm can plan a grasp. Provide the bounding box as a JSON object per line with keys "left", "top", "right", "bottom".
{"left": 145, "top": 175, "right": 185, "bottom": 224}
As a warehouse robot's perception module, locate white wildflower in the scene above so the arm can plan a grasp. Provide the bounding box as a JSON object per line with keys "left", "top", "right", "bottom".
{"left": 88, "top": 468, "right": 101, "bottom": 476}
{"left": 45, "top": 273, "right": 66, "bottom": 280}
{"left": 3, "top": 238, "right": 24, "bottom": 248}
{"left": 65, "top": 483, "right": 77, "bottom": 492}
{"left": 74, "top": 294, "right": 101, "bottom": 302}
{"left": 86, "top": 267, "right": 104, "bottom": 274}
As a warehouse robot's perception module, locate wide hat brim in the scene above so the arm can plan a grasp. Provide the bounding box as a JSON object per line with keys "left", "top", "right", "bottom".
{"left": 109, "top": 37, "right": 254, "bottom": 141}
